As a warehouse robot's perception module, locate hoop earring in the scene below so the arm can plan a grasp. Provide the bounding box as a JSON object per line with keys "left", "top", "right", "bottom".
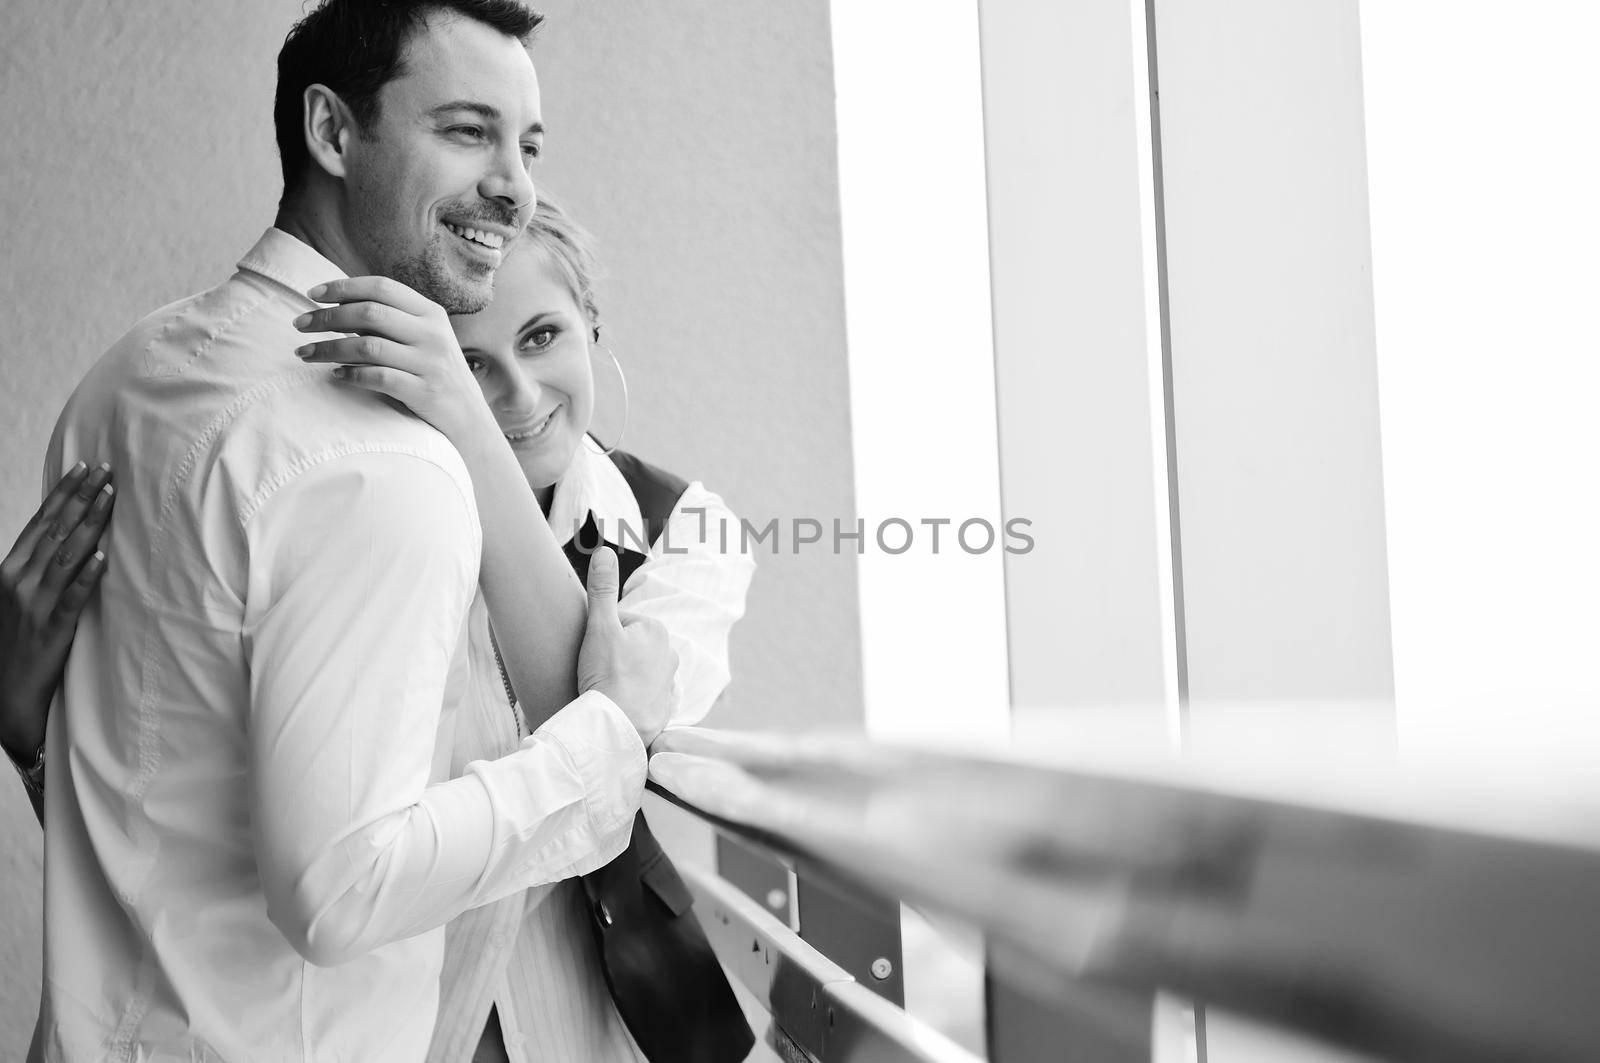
{"left": 591, "top": 341, "right": 630, "bottom": 456}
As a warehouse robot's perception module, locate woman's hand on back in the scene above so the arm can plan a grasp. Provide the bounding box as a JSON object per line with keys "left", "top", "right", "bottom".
{"left": 294, "top": 276, "right": 500, "bottom": 447}
{"left": 0, "top": 461, "right": 114, "bottom": 761}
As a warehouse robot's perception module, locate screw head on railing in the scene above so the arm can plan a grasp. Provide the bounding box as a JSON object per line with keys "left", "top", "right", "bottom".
{"left": 869, "top": 957, "right": 893, "bottom": 980}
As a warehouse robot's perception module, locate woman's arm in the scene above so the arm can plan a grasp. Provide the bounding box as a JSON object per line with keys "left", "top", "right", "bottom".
{"left": 294, "top": 277, "right": 587, "bottom": 726}
{"left": 448, "top": 418, "right": 587, "bottom": 726}
{"left": 1, "top": 462, "right": 115, "bottom": 823}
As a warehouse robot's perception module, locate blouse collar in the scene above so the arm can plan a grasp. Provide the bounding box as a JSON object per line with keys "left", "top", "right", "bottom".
{"left": 545, "top": 436, "right": 645, "bottom": 550}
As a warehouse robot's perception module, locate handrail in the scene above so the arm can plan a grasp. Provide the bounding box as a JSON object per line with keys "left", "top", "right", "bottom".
{"left": 679, "top": 860, "right": 982, "bottom": 1063}
{"left": 650, "top": 726, "right": 1600, "bottom": 1063}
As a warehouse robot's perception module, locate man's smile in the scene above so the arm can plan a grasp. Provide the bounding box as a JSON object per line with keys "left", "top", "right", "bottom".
{"left": 443, "top": 221, "right": 508, "bottom": 249}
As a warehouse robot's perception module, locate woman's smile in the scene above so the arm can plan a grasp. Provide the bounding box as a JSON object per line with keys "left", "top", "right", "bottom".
{"left": 504, "top": 404, "right": 562, "bottom": 444}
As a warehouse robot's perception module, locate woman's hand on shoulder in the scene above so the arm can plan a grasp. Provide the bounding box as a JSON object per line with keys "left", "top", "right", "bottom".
{"left": 0, "top": 461, "right": 113, "bottom": 760}
{"left": 293, "top": 276, "right": 497, "bottom": 445}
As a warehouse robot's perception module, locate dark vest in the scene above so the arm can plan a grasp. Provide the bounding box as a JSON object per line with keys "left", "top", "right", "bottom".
{"left": 572, "top": 449, "right": 754, "bottom": 1063}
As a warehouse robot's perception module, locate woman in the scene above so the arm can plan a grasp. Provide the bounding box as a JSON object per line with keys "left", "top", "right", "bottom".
{"left": 3, "top": 197, "right": 755, "bottom": 1063}
{"left": 0, "top": 462, "right": 115, "bottom": 821}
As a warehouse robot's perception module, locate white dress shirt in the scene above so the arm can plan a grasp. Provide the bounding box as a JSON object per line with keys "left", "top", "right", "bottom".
{"left": 426, "top": 438, "right": 756, "bottom": 1063}
{"left": 34, "top": 230, "right": 647, "bottom": 1063}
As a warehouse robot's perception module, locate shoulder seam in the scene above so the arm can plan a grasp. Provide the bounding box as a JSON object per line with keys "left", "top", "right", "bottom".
{"left": 144, "top": 286, "right": 272, "bottom": 379}
{"left": 237, "top": 442, "right": 476, "bottom": 529}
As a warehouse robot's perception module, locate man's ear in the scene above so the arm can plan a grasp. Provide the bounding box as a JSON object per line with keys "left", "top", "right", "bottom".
{"left": 302, "top": 84, "right": 358, "bottom": 181}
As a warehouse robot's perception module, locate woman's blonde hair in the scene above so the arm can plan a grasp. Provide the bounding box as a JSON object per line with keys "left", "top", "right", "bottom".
{"left": 519, "top": 193, "right": 604, "bottom": 336}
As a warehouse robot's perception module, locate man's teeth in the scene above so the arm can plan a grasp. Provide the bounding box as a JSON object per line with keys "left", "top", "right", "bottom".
{"left": 445, "top": 222, "right": 505, "bottom": 249}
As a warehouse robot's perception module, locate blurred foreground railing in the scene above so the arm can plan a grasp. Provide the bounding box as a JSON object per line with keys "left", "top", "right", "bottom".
{"left": 648, "top": 726, "right": 1600, "bottom": 1063}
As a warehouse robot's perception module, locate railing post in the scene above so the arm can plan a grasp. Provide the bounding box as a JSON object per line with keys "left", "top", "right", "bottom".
{"left": 796, "top": 874, "right": 905, "bottom": 1007}
{"left": 716, "top": 835, "right": 794, "bottom": 927}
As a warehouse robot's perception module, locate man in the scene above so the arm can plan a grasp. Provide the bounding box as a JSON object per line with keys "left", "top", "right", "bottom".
{"left": 34, "top": 2, "right": 672, "bottom": 1059}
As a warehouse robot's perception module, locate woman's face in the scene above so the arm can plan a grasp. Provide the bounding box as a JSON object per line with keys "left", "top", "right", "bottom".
{"left": 450, "top": 244, "right": 596, "bottom": 490}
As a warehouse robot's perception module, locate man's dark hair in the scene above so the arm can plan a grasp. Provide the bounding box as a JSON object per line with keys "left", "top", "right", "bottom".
{"left": 274, "top": 0, "right": 543, "bottom": 200}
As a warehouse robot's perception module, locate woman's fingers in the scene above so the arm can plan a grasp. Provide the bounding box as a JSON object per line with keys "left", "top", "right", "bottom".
{"left": 306, "top": 276, "right": 436, "bottom": 318}
{"left": 20, "top": 465, "right": 112, "bottom": 586}
{"left": 33, "top": 462, "right": 90, "bottom": 534}
{"left": 330, "top": 364, "right": 422, "bottom": 403}
{"left": 2, "top": 462, "right": 89, "bottom": 579}
{"left": 37, "top": 481, "right": 114, "bottom": 596}
{"left": 295, "top": 333, "right": 422, "bottom": 371}
{"left": 49, "top": 548, "right": 107, "bottom": 628}
{"left": 293, "top": 300, "right": 428, "bottom": 347}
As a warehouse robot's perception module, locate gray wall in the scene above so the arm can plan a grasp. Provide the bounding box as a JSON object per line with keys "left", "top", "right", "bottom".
{"left": 0, "top": 1, "right": 858, "bottom": 1047}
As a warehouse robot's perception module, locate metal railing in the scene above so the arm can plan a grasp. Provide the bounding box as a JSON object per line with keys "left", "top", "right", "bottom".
{"left": 649, "top": 726, "right": 1600, "bottom": 1063}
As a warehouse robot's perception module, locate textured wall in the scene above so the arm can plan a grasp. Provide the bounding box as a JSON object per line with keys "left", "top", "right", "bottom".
{"left": 0, "top": 0, "right": 857, "bottom": 1048}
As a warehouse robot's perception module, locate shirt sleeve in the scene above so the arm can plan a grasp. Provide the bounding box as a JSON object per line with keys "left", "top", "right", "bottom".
{"left": 619, "top": 483, "right": 756, "bottom": 727}
{"left": 243, "top": 450, "right": 645, "bottom": 967}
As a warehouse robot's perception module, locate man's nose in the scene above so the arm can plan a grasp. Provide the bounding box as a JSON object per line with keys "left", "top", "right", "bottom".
{"left": 479, "top": 140, "right": 535, "bottom": 220}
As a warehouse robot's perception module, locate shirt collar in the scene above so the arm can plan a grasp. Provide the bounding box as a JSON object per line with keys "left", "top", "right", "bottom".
{"left": 547, "top": 437, "right": 646, "bottom": 550}
{"left": 236, "top": 228, "right": 349, "bottom": 309}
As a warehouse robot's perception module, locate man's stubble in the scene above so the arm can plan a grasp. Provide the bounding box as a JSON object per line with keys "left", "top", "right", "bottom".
{"left": 388, "top": 229, "right": 495, "bottom": 315}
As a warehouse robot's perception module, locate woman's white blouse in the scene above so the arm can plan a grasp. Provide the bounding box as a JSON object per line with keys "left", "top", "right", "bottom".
{"left": 426, "top": 439, "right": 756, "bottom": 1063}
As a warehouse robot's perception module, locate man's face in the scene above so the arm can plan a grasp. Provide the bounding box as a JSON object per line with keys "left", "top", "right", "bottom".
{"left": 342, "top": 13, "right": 542, "bottom": 313}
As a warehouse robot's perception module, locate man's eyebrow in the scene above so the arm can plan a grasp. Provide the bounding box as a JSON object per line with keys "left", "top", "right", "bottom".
{"left": 430, "top": 100, "right": 498, "bottom": 120}
{"left": 429, "top": 100, "right": 545, "bottom": 136}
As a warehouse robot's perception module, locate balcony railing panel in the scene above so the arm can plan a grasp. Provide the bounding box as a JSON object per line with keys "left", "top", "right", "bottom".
{"left": 652, "top": 726, "right": 1600, "bottom": 1063}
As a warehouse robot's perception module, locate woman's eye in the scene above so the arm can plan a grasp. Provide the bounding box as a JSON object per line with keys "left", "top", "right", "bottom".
{"left": 521, "top": 327, "right": 558, "bottom": 351}
{"left": 450, "top": 126, "right": 485, "bottom": 140}
{"left": 463, "top": 355, "right": 487, "bottom": 375}
{"left": 520, "top": 142, "right": 541, "bottom": 161}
